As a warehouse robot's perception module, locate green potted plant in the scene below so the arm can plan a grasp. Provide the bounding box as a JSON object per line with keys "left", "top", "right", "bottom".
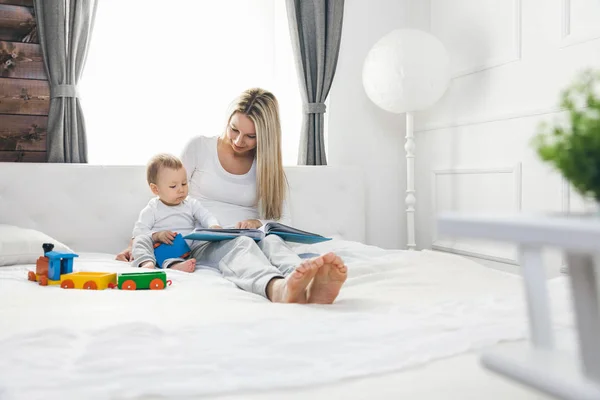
{"left": 533, "top": 68, "right": 600, "bottom": 211}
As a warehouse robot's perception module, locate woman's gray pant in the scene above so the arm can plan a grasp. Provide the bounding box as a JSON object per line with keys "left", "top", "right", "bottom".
{"left": 131, "top": 234, "right": 302, "bottom": 298}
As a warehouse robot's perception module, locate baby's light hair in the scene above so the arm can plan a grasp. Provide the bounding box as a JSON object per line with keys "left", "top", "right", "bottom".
{"left": 146, "top": 153, "right": 183, "bottom": 185}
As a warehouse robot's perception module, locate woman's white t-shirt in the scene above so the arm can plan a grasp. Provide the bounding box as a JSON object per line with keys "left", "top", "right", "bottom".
{"left": 180, "top": 135, "right": 291, "bottom": 228}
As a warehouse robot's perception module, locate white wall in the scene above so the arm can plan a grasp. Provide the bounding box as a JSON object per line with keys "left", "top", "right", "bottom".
{"left": 414, "top": 0, "right": 600, "bottom": 274}
{"left": 328, "top": 0, "right": 429, "bottom": 249}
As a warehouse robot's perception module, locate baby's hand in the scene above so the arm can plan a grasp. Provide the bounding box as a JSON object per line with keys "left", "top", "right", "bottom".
{"left": 209, "top": 225, "right": 222, "bottom": 229}
{"left": 153, "top": 230, "right": 177, "bottom": 245}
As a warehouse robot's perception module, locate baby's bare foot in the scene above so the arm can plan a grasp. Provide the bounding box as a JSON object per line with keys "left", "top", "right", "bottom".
{"left": 140, "top": 261, "right": 156, "bottom": 269}
{"left": 169, "top": 259, "right": 196, "bottom": 273}
{"left": 307, "top": 252, "right": 347, "bottom": 304}
{"left": 269, "top": 258, "right": 320, "bottom": 303}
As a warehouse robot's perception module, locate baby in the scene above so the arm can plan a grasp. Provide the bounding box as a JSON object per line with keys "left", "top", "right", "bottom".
{"left": 131, "top": 153, "right": 221, "bottom": 272}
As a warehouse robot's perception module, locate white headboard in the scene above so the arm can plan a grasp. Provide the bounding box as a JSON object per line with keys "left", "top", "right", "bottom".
{"left": 0, "top": 164, "right": 365, "bottom": 254}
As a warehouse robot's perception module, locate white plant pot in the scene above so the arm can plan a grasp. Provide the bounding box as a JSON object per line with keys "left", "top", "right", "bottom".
{"left": 561, "top": 200, "right": 600, "bottom": 275}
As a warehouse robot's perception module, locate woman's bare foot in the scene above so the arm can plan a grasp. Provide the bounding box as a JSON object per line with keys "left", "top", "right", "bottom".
{"left": 307, "top": 252, "right": 347, "bottom": 304}
{"left": 267, "top": 258, "right": 320, "bottom": 303}
{"left": 140, "top": 261, "right": 156, "bottom": 269}
{"left": 168, "top": 259, "right": 196, "bottom": 273}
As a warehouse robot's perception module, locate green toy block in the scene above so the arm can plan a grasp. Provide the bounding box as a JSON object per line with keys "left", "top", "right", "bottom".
{"left": 117, "top": 271, "right": 170, "bottom": 290}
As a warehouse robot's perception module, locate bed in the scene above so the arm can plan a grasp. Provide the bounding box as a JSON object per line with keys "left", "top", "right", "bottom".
{"left": 0, "top": 163, "right": 569, "bottom": 399}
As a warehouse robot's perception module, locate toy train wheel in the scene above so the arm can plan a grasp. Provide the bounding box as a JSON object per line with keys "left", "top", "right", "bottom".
{"left": 122, "top": 280, "right": 136, "bottom": 290}
{"left": 39, "top": 276, "right": 48, "bottom": 286}
{"left": 61, "top": 279, "right": 74, "bottom": 289}
{"left": 149, "top": 278, "right": 165, "bottom": 290}
{"left": 83, "top": 281, "right": 97, "bottom": 290}
{"left": 28, "top": 271, "right": 36, "bottom": 282}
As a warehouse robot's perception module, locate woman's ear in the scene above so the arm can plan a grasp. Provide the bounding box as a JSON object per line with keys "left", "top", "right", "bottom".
{"left": 149, "top": 183, "right": 159, "bottom": 195}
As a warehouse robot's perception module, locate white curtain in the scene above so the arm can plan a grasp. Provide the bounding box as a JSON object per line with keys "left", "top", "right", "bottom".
{"left": 79, "top": 0, "right": 302, "bottom": 165}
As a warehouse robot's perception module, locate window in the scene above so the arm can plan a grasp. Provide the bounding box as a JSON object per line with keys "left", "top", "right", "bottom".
{"left": 79, "top": 0, "right": 302, "bottom": 165}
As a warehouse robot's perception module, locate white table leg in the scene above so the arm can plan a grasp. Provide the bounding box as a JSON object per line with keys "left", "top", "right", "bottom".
{"left": 565, "top": 253, "right": 600, "bottom": 383}
{"left": 520, "top": 246, "right": 554, "bottom": 349}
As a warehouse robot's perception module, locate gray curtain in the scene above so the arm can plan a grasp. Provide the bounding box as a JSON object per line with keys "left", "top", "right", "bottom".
{"left": 34, "top": 0, "right": 98, "bottom": 163}
{"left": 286, "top": 0, "right": 344, "bottom": 166}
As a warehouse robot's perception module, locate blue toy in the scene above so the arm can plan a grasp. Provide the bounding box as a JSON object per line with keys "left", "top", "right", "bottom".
{"left": 45, "top": 248, "right": 79, "bottom": 281}
{"left": 153, "top": 233, "right": 191, "bottom": 268}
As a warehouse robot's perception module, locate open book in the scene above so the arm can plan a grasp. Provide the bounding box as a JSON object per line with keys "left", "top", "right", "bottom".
{"left": 183, "top": 222, "right": 331, "bottom": 244}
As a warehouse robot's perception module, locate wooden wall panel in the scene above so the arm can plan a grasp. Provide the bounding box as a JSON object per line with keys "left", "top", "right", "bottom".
{"left": 0, "top": 41, "right": 45, "bottom": 79}
{"left": 0, "top": 149, "right": 45, "bottom": 161}
{"left": 0, "top": 114, "right": 46, "bottom": 151}
{"left": 0, "top": 0, "right": 47, "bottom": 162}
{"left": 0, "top": 77, "right": 49, "bottom": 115}
{"left": 0, "top": 1, "right": 34, "bottom": 6}
{"left": 0, "top": 4, "right": 37, "bottom": 43}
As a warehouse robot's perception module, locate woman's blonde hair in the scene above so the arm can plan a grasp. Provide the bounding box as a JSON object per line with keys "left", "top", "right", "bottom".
{"left": 224, "top": 88, "right": 287, "bottom": 220}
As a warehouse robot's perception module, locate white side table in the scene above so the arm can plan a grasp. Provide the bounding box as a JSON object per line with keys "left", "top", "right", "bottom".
{"left": 438, "top": 212, "right": 600, "bottom": 400}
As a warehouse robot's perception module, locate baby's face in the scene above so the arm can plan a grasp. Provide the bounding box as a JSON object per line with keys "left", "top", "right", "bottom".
{"left": 154, "top": 167, "right": 188, "bottom": 206}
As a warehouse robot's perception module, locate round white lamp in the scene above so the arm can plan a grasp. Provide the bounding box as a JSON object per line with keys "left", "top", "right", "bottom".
{"left": 362, "top": 28, "right": 451, "bottom": 250}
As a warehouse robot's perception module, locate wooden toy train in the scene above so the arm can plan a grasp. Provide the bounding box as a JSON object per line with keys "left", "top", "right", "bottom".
{"left": 27, "top": 243, "right": 171, "bottom": 290}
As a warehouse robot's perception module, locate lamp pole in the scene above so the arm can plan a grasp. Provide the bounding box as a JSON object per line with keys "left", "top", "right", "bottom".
{"left": 405, "top": 112, "right": 416, "bottom": 250}
{"left": 362, "top": 29, "right": 450, "bottom": 252}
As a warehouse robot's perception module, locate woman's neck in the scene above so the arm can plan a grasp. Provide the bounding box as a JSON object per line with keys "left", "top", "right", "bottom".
{"left": 219, "top": 137, "right": 255, "bottom": 160}
{"left": 217, "top": 137, "right": 255, "bottom": 176}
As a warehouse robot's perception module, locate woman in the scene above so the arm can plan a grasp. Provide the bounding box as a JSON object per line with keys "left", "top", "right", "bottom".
{"left": 116, "top": 88, "right": 347, "bottom": 304}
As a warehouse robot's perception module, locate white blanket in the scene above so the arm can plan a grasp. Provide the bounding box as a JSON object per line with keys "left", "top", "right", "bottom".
{"left": 0, "top": 242, "right": 573, "bottom": 400}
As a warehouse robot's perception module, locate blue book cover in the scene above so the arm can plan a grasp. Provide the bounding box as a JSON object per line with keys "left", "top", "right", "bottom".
{"left": 267, "top": 231, "right": 331, "bottom": 244}
{"left": 183, "top": 223, "right": 331, "bottom": 244}
{"left": 183, "top": 231, "right": 262, "bottom": 242}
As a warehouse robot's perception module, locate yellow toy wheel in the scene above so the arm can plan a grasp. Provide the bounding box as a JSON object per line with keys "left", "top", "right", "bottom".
{"left": 83, "top": 280, "right": 97, "bottom": 290}
{"left": 61, "top": 279, "right": 74, "bottom": 289}
{"left": 149, "top": 278, "right": 165, "bottom": 290}
{"left": 39, "top": 276, "right": 48, "bottom": 286}
{"left": 122, "top": 279, "right": 136, "bottom": 290}
{"left": 28, "top": 271, "right": 36, "bottom": 282}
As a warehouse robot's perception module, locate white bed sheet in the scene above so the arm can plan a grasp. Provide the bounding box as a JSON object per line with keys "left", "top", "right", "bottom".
{"left": 0, "top": 241, "right": 573, "bottom": 400}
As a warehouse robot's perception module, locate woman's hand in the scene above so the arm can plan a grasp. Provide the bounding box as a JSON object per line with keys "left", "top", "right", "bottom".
{"left": 209, "top": 225, "right": 222, "bottom": 229}
{"left": 235, "top": 219, "right": 262, "bottom": 229}
{"left": 116, "top": 247, "right": 133, "bottom": 262}
{"left": 152, "top": 230, "right": 177, "bottom": 245}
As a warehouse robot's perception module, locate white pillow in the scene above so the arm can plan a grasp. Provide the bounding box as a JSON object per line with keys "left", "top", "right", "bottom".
{"left": 0, "top": 225, "right": 74, "bottom": 267}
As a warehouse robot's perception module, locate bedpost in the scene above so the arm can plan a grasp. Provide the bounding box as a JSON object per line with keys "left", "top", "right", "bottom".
{"left": 405, "top": 112, "right": 416, "bottom": 250}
